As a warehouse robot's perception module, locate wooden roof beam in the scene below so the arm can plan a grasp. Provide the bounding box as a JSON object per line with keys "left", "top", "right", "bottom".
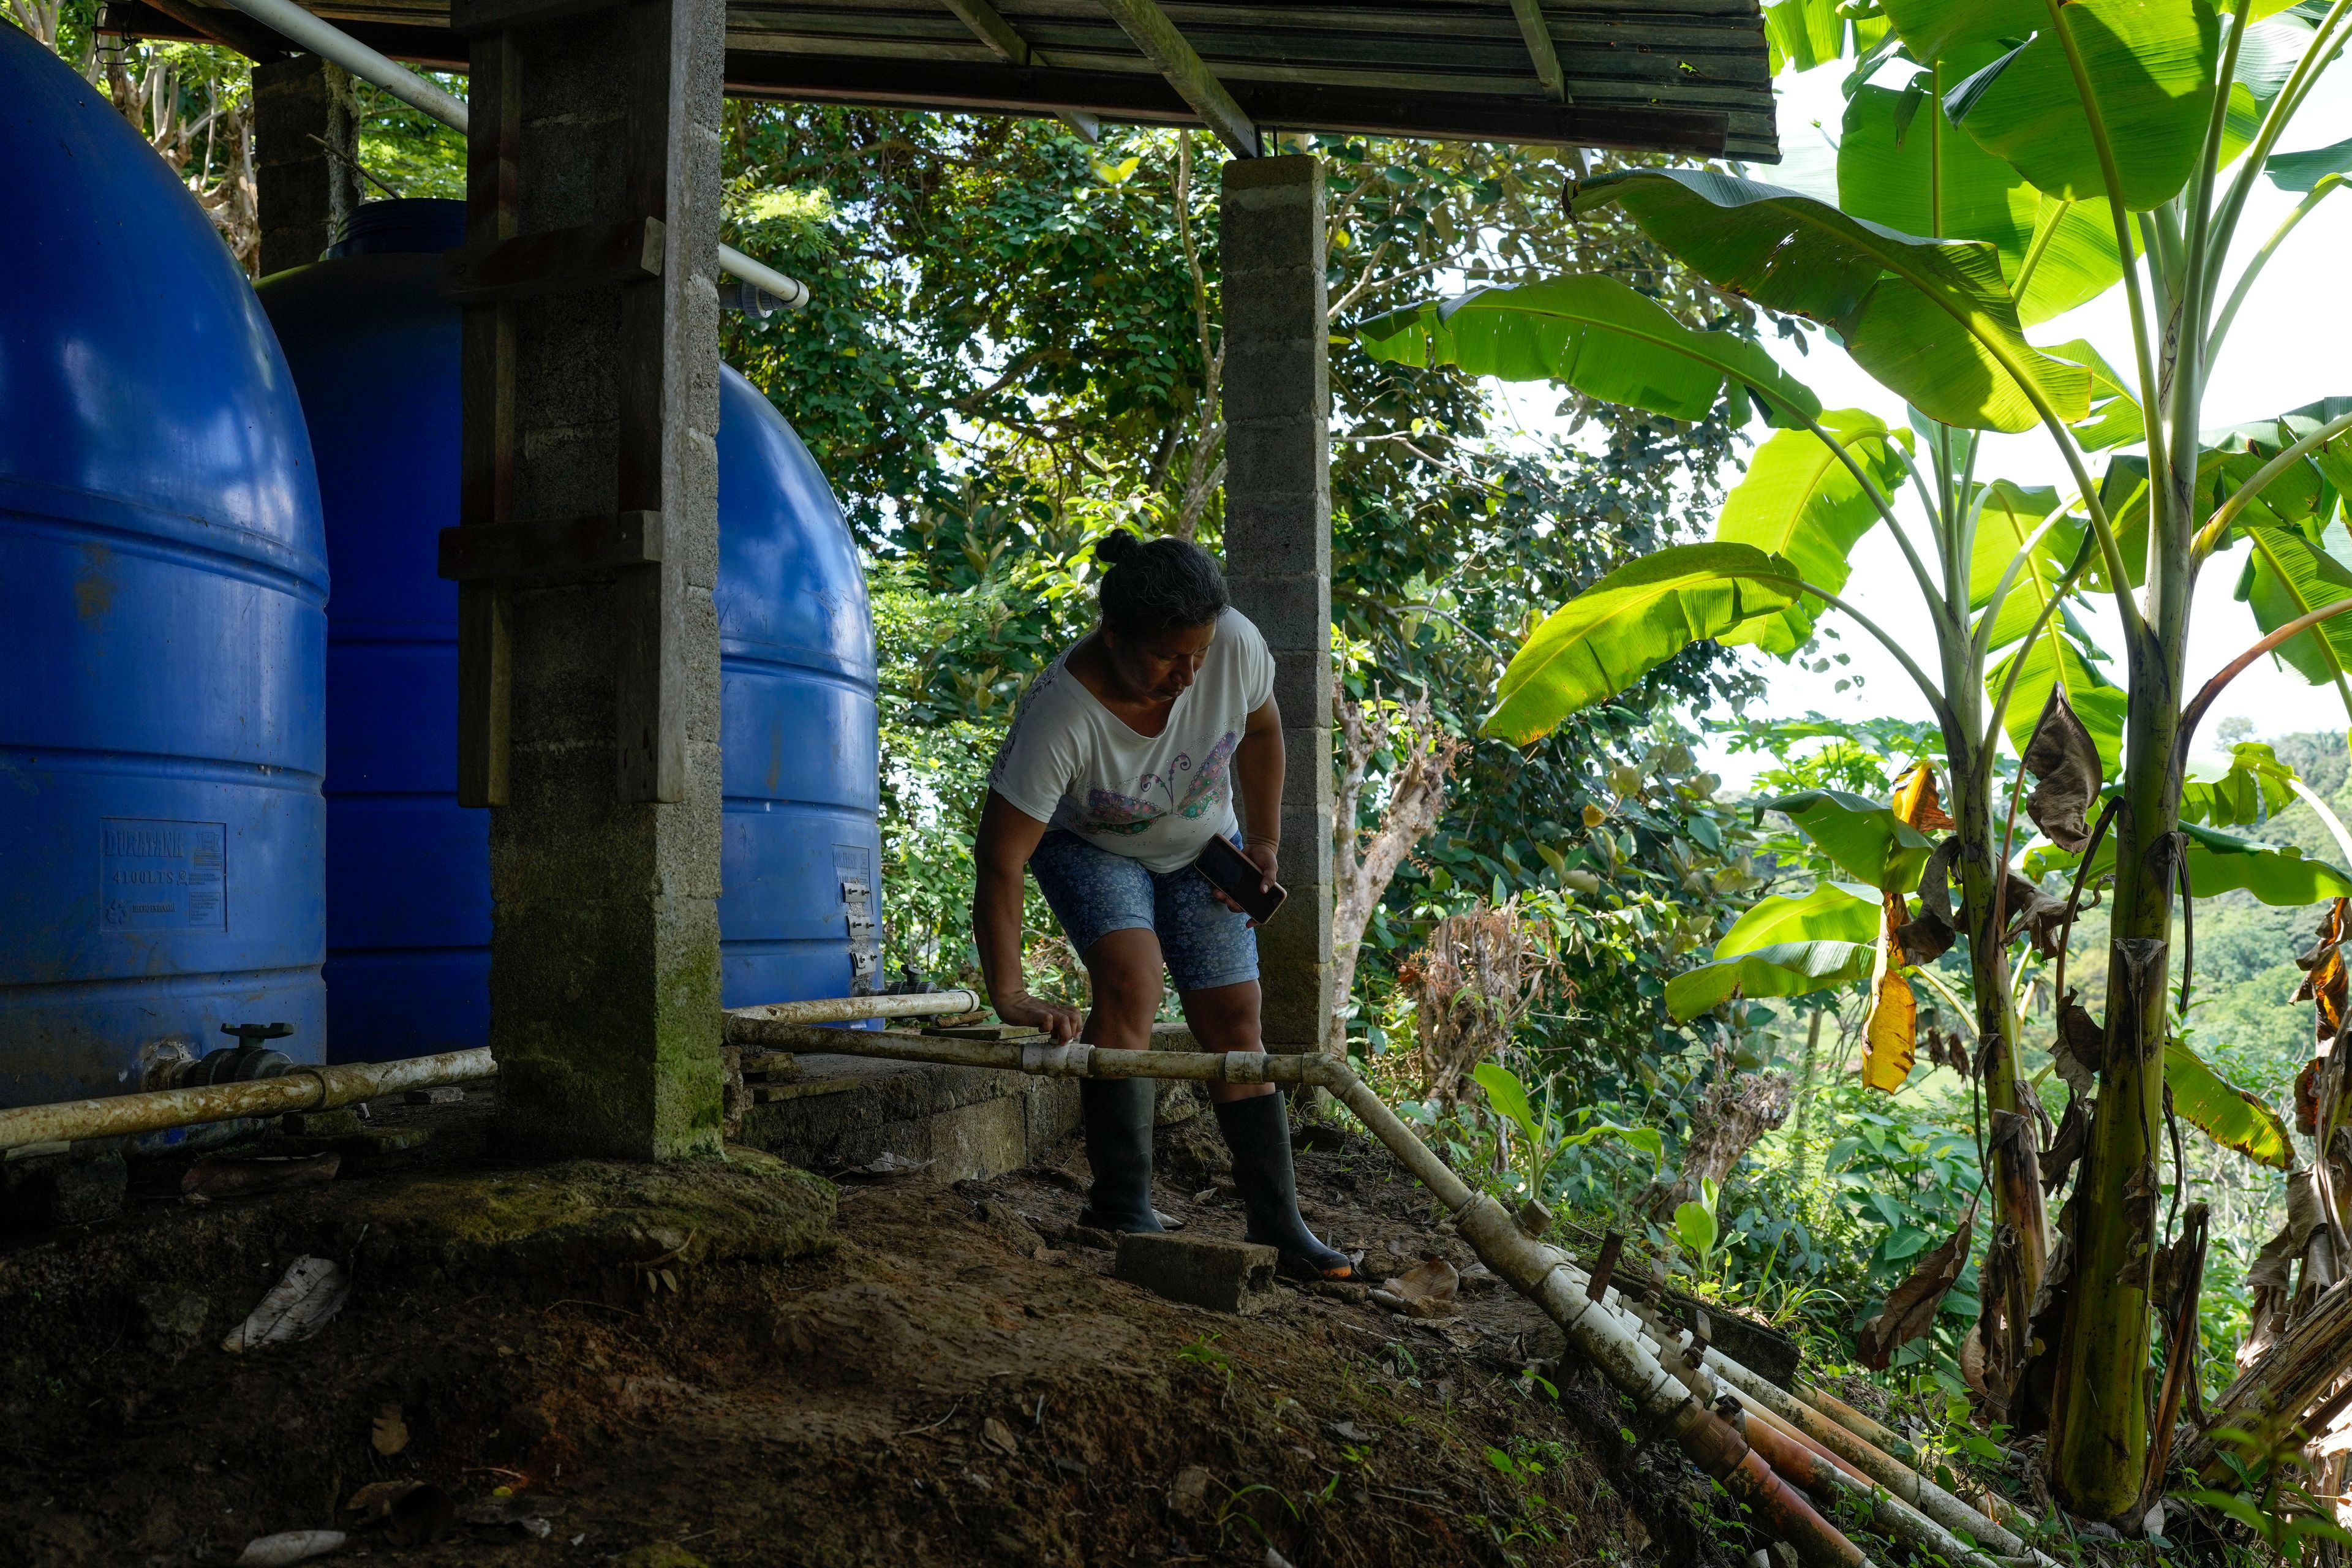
{"left": 937, "top": 0, "right": 1100, "bottom": 138}
{"left": 1090, "top": 0, "right": 1259, "bottom": 157}
{"left": 1506, "top": 0, "right": 1569, "bottom": 100}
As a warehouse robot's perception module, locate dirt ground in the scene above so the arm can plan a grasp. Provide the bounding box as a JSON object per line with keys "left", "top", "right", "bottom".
{"left": 0, "top": 1087, "right": 1747, "bottom": 1568}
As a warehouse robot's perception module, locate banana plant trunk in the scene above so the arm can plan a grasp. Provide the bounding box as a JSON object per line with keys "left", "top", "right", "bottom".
{"left": 1943, "top": 727, "right": 2051, "bottom": 1302}
{"left": 2048, "top": 560, "right": 2190, "bottom": 1521}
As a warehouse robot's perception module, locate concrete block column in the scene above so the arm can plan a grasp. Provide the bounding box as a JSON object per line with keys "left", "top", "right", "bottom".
{"left": 1219, "top": 155, "right": 1332, "bottom": 1055}
{"left": 252, "top": 54, "right": 357, "bottom": 276}
{"left": 458, "top": 0, "right": 728, "bottom": 1159}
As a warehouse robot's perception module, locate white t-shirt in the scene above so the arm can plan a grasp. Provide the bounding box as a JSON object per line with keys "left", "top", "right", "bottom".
{"left": 989, "top": 609, "right": 1276, "bottom": 873}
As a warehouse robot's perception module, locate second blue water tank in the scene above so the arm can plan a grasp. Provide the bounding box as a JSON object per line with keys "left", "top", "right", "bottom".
{"left": 258, "top": 200, "right": 881, "bottom": 1062}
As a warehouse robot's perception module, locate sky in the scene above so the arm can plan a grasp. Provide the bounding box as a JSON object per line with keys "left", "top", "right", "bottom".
{"left": 1490, "top": 57, "right": 2352, "bottom": 791}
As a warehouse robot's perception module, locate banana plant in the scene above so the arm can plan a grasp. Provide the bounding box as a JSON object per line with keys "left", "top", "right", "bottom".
{"left": 1359, "top": 0, "right": 2352, "bottom": 1520}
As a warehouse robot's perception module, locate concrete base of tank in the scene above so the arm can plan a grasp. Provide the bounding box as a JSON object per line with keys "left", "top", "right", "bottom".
{"left": 739, "top": 1054, "right": 1080, "bottom": 1183}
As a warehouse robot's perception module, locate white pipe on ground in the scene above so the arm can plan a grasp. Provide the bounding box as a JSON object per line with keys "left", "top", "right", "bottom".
{"left": 209, "top": 0, "right": 812, "bottom": 310}
{"left": 0, "top": 1048, "right": 495, "bottom": 1154}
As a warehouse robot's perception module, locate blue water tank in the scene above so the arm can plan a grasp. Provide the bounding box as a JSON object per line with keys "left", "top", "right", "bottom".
{"left": 257, "top": 200, "right": 881, "bottom": 1062}
{"left": 0, "top": 26, "right": 330, "bottom": 1106}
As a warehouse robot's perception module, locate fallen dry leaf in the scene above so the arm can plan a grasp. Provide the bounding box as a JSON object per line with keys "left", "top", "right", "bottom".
{"left": 980, "top": 1416, "right": 1020, "bottom": 1456}
{"left": 371, "top": 1403, "right": 408, "bottom": 1457}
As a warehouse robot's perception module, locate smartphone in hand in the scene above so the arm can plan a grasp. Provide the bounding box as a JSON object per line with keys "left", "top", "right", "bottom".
{"left": 1196, "top": 835, "right": 1286, "bottom": 924}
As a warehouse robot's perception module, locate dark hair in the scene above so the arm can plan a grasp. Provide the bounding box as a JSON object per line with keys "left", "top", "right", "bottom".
{"left": 1094, "top": 529, "right": 1229, "bottom": 636}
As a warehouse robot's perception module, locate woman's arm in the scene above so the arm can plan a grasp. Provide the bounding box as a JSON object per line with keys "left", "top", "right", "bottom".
{"left": 973, "top": 790, "right": 1084, "bottom": 1041}
{"left": 1227, "top": 693, "right": 1284, "bottom": 913}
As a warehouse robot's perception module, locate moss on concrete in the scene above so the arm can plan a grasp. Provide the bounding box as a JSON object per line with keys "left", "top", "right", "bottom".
{"left": 339, "top": 1147, "right": 834, "bottom": 1285}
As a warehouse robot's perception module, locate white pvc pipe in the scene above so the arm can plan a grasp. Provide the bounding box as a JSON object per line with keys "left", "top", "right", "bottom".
{"left": 213, "top": 0, "right": 810, "bottom": 309}
{"left": 725, "top": 990, "right": 982, "bottom": 1028}
{"left": 0, "top": 1048, "right": 495, "bottom": 1153}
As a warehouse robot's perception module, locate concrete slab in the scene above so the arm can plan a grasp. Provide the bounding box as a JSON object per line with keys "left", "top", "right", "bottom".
{"left": 1114, "top": 1231, "right": 1278, "bottom": 1313}
{"left": 738, "top": 1053, "right": 1079, "bottom": 1183}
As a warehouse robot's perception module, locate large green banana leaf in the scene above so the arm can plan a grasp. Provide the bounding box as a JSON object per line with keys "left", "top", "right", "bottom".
{"left": 2043, "top": 339, "right": 2144, "bottom": 451}
{"left": 1766, "top": 790, "right": 1936, "bottom": 891}
{"left": 2225, "top": 17, "right": 2316, "bottom": 165}
{"left": 2180, "top": 742, "right": 2298, "bottom": 829}
{"left": 2089, "top": 454, "right": 2152, "bottom": 592}
{"left": 1353, "top": 274, "right": 1820, "bottom": 429}
{"left": 2013, "top": 195, "right": 2127, "bottom": 326}
{"left": 1666, "top": 939, "right": 1875, "bottom": 1020}
{"left": 1967, "top": 479, "right": 2071, "bottom": 648}
{"left": 1987, "top": 620, "right": 2127, "bottom": 772}
{"left": 1923, "top": 0, "right": 2222, "bottom": 212}
{"left": 1765, "top": 0, "right": 1849, "bottom": 74}
{"left": 2165, "top": 1038, "right": 2295, "bottom": 1169}
{"left": 1838, "top": 67, "right": 2040, "bottom": 262}
{"left": 1714, "top": 412, "right": 1909, "bottom": 655}
{"left": 2272, "top": 136, "right": 2352, "bottom": 190}
{"left": 2028, "top": 818, "right": 2352, "bottom": 902}
{"left": 1719, "top": 880, "right": 1884, "bottom": 953}
{"left": 1571, "top": 169, "right": 2089, "bottom": 433}
{"left": 1484, "top": 544, "right": 1804, "bottom": 745}
{"left": 2234, "top": 523, "right": 2352, "bottom": 693}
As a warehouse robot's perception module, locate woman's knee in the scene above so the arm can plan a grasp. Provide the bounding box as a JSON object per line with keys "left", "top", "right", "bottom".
{"left": 1179, "top": 979, "right": 1262, "bottom": 1052}
{"left": 1082, "top": 929, "right": 1166, "bottom": 1042}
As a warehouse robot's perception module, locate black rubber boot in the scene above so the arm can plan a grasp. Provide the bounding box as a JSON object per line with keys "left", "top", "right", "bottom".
{"left": 1214, "top": 1092, "right": 1355, "bottom": 1280}
{"left": 1077, "top": 1077, "right": 1164, "bottom": 1234}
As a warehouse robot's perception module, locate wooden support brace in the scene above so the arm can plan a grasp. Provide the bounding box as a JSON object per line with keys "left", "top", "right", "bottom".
{"left": 1506, "top": 0, "right": 1569, "bottom": 102}
{"left": 1091, "top": 0, "right": 1258, "bottom": 157}
{"left": 456, "top": 30, "right": 520, "bottom": 810}
{"left": 437, "top": 511, "right": 664, "bottom": 581}
{"left": 442, "top": 216, "right": 665, "bottom": 303}
{"left": 939, "top": 0, "right": 1030, "bottom": 65}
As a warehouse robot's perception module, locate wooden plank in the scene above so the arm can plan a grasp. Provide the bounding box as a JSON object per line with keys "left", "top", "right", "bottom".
{"left": 442, "top": 216, "right": 666, "bottom": 302}
{"left": 437, "top": 510, "right": 665, "bottom": 581}
{"left": 1091, "top": 0, "right": 1259, "bottom": 155}
{"left": 726, "top": 24, "right": 1001, "bottom": 58}
{"left": 451, "top": 0, "right": 622, "bottom": 31}
{"left": 730, "top": 9, "right": 982, "bottom": 42}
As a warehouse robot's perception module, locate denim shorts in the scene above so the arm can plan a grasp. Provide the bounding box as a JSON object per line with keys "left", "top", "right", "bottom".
{"left": 1028, "top": 829, "right": 1261, "bottom": 993}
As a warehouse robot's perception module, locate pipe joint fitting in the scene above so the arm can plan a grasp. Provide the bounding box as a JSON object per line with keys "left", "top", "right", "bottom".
{"left": 1019, "top": 1041, "right": 1094, "bottom": 1077}
{"left": 1219, "top": 1050, "right": 1270, "bottom": 1084}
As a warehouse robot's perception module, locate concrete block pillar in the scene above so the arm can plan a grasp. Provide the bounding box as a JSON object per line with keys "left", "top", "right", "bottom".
{"left": 252, "top": 54, "right": 358, "bottom": 276}
{"left": 1219, "top": 156, "right": 1332, "bottom": 1056}
{"left": 452, "top": 0, "right": 728, "bottom": 1159}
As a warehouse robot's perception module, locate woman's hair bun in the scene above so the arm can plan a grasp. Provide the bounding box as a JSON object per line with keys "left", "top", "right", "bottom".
{"left": 1094, "top": 529, "right": 1229, "bottom": 636}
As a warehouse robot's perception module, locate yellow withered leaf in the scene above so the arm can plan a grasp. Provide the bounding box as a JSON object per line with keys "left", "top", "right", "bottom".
{"left": 1862, "top": 891, "right": 1918, "bottom": 1092}
{"left": 1893, "top": 761, "right": 1956, "bottom": 831}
